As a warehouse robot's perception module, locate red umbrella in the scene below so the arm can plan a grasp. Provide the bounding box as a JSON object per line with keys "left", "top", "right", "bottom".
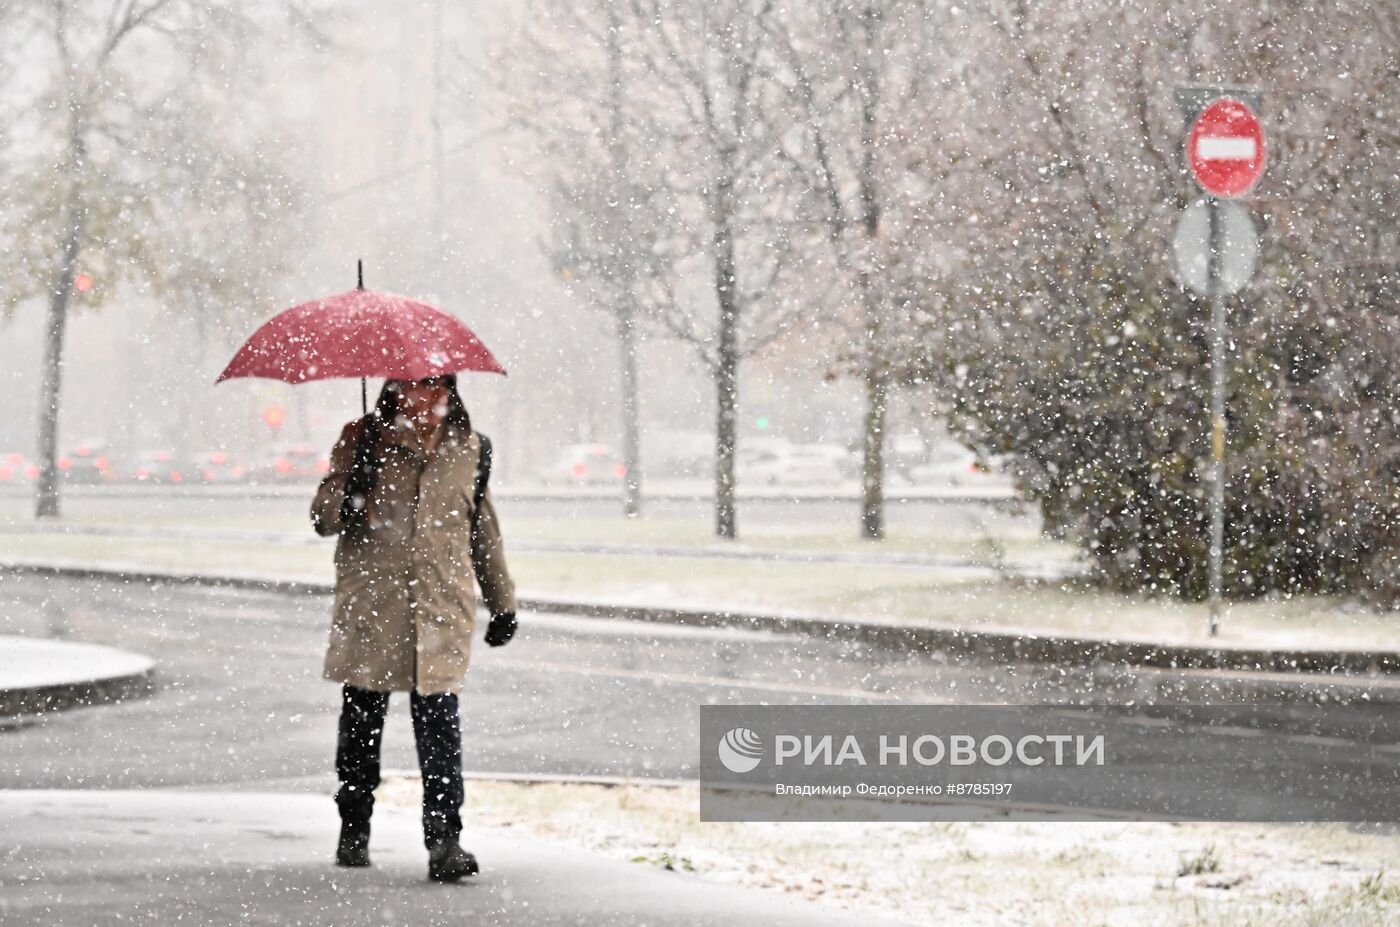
{"left": 216, "top": 263, "right": 505, "bottom": 410}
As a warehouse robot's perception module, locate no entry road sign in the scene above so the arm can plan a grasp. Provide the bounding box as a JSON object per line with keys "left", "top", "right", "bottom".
{"left": 1188, "top": 98, "right": 1265, "bottom": 197}
{"left": 1172, "top": 87, "right": 1265, "bottom": 638}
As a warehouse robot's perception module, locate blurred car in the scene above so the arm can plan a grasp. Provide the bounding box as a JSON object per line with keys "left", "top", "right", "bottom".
{"left": 907, "top": 441, "right": 990, "bottom": 486}
{"left": 737, "top": 443, "right": 851, "bottom": 485}
{"left": 190, "top": 450, "right": 253, "bottom": 484}
{"left": 1, "top": 446, "right": 114, "bottom": 484}
{"left": 536, "top": 444, "right": 626, "bottom": 485}
{"left": 259, "top": 445, "right": 329, "bottom": 483}
{"left": 127, "top": 449, "right": 189, "bottom": 484}
{"left": 0, "top": 451, "right": 38, "bottom": 484}
{"left": 889, "top": 431, "right": 930, "bottom": 482}
{"left": 57, "top": 443, "right": 115, "bottom": 484}
{"left": 642, "top": 429, "right": 713, "bottom": 479}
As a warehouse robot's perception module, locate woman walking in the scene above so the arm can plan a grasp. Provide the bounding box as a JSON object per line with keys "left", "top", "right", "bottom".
{"left": 311, "top": 374, "right": 517, "bottom": 882}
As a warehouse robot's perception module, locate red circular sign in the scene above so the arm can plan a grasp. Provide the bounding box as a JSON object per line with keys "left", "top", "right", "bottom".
{"left": 1188, "top": 98, "right": 1265, "bottom": 197}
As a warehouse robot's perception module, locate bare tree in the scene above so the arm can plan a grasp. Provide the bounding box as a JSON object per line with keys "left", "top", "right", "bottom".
{"left": 618, "top": 0, "right": 808, "bottom": 539}
{"left": 499, "top": 0, "right": 807, "bottom": 538}
{"left": 496, "top": 0, "right": 684, "bottom": 518}
{"left": 0, "top": 1, "right": 304, "bottom": 517}
{"left": 767, "top": 0, "right": 963, "bottom": 539}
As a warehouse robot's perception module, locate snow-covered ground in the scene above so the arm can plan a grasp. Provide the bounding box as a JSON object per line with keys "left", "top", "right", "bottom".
{"left": 0, "top": 788, "right": 892, "bottom": 927}
{"left": 378, "top": 774, "right": 1400, "bottom": 927}
{"left": 0, "top": 635, "right": 153, "bottom": 691}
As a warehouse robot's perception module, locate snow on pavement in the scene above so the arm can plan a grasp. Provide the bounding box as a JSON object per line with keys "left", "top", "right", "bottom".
{"left": 0, "top": 789, "right": 905, "bottom": 927}
{"left": 0, "top": 635, "right": 154, "bottom": 691}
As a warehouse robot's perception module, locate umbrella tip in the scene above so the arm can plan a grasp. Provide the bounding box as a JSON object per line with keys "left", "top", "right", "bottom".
{"left": 357, "top": 259, "right": 364, "bottom": 290}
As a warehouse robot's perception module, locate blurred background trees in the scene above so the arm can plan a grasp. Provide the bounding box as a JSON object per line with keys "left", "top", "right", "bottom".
{"left": 502, "top": 0, "right": 813, "bottom": 538}
{"left": 1, "top": 0, "right": 1397, "bottom": 602}
{"left": 0, "top": 0, "right": 307, "bottom": 516}
{"left": 502, "top": 0, "right": 1400, "bottom": 600}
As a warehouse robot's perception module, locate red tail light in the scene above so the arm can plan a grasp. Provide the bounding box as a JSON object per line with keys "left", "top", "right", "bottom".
{"left": 614, "top": 464, "right": 628, "bottom": 478}
{"left": 24, "top": 465, "right": 39, "bottom": 479}
{"left": 0, "top": 466, "right": 11, "bottom": 481}
{"left": 170, "top": 471, "right": 183, "bottom": 482}
{"left": 572, "top": 462, "right": 588, "bottom": 478}
{"left": 57, "top": 457, "right": 73, "bottom": 471}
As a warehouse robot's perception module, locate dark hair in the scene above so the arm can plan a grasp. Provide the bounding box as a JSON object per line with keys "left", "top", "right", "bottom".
{"left": 372, "top": 374, "right": 473, "bottom": 434}
{"left": 340, "top": 376, "right": 475, "bottom": 528}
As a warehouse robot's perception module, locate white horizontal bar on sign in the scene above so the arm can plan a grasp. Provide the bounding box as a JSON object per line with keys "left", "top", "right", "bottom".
{"left": 1197, "top": 136, "right": 1257, "bottom": 160}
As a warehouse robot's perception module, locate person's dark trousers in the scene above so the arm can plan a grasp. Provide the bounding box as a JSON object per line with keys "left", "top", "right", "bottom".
{"left": 335, "top": 684, "right": 465, "bottom": 849}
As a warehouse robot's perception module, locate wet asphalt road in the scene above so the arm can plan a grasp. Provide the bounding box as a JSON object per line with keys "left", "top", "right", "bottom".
{"left": 2, "top": 573, "right": 1398, "bottom": 822}
{"left": 0, "top": 572, "right": 1065, "bottom": 790}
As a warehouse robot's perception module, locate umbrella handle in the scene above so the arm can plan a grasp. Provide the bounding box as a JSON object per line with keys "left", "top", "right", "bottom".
{"left": 359, "top": 259, "right": 368, "bottom": 415}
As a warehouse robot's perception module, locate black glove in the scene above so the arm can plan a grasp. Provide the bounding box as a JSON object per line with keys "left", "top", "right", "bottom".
{"left": 339, "top": 422, "right": 381, "bottom": 530}
{"left": 484, "top": 612, "right": 517, "bottom": 648}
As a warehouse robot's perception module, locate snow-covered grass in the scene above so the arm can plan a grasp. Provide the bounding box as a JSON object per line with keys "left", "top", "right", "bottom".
{"left": 2, "top": 529, "right": 1400, "bottom": 651}
{"left": 377, "top": 774, "right": 1400, "bottom": 927}
{"left": 0, "top": 497, "right": 1068, "bottom": 561}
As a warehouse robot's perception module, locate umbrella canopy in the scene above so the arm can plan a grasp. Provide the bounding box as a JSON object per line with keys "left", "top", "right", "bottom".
{"left": 215, "top": 288, "right": 506, "bottom": 385}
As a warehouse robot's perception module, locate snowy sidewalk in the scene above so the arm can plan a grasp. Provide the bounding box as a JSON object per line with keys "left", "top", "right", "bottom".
{"left": 0, "top": 636, "right": 154, "bottom": 715}
{"left": 0, "top": 789, "right": 902, "bottom": 926}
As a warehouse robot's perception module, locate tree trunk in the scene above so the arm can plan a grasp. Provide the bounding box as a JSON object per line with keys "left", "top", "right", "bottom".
{"left": 35, "top": 192, "right": 85, "bottom": 520}
{"left": 713, "top": 177, "right": 740, "bottom": 540}
{"left": 854, "top": 5, "right": 887, "bottom": 541}
{"left": 859, "top": 271, "right": 887, "bottom": 540}
{"left": 861, "top": 366, "right": 889, "bottom": 540}
{"left": 715, "top": 323, "right": 739, "bottom": 540}
{"left": 617, "top": 305, "right": 643, "bottom": 518}
{"left": 606, "top": 5, "right": 644, "bottom": 520}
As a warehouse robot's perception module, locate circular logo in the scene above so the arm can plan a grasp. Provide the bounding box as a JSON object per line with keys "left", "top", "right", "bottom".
{"left": 717, "top": 727, "right": 764, "bottom": 774}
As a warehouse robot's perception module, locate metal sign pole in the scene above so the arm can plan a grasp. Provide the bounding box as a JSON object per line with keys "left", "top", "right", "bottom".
{"left": 1206, "top": 196, "right": 1226, "bottom": 636}
{"left": 1177, "top": 86, "right": 1264, "bottom": 639}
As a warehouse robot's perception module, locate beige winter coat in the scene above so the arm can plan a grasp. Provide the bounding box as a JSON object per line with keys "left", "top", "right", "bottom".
{"left": 311, "top": 414, "right": 516, "bottom": 694}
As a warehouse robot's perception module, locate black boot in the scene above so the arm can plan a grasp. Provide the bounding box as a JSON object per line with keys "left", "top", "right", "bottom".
{"left": 427, "top": 839, "right": 479, "bottom": 882}
{"left": 336, "top": 820, "right": 371, "bottom": 868}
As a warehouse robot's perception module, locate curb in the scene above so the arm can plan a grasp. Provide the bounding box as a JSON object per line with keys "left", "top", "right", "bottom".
{"left": 526, "top": 596, "right": 1400, "bottom": 677}
{"left": 1119, "top": 664, "right": 1400, "bottom": 705}
{"left": 0, "top": 671, "right": 156, "bottom": 717}
{"left": 5, "top": 559, "right": 1400, "bottom": 682}
{"left": 0, "top": 637, "right": 157, "bottom": 717}
{"left": 176, "top": 769, "right": 696, "bottom": 794}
